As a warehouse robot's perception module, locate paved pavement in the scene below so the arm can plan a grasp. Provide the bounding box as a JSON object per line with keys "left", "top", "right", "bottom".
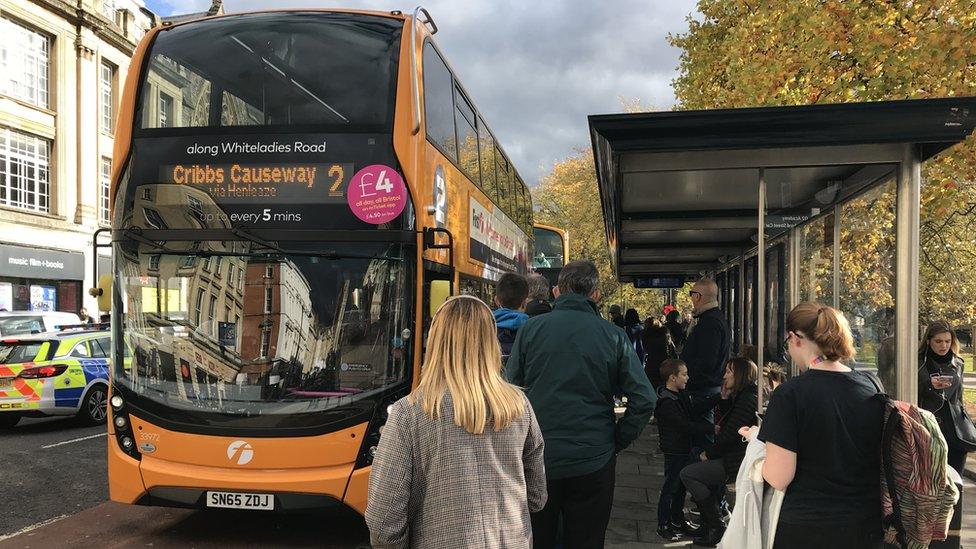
{"left": 2, "top": 415, "right": 974, "bottom": 548}
{"left": 607, "top": 423, "right": 976, "bottom": 548}
{"left": 0, "top": 416, "right": 108, "bottom": 536}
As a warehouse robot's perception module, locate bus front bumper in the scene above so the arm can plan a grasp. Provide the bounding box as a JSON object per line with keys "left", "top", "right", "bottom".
{"left": 108, "top": 413, "right": 371, "bottom": 514}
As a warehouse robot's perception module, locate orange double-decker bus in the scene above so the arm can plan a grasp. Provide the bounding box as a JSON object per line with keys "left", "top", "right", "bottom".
{"left": 104, "top": 8, "right": 538, "bottom": 515}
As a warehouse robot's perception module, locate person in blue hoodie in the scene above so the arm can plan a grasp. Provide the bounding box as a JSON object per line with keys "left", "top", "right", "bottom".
{"left": 493, "top": 272, "right": 529, "bottom": 365}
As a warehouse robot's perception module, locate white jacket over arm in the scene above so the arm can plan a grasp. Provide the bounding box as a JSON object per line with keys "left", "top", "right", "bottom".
{"left": 719, "top": 436, "right": 785, "bottom": 549}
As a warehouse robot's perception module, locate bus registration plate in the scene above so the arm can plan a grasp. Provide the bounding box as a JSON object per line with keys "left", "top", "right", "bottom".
{"left": 206, "top": 491, "right": 274, "bottom": 510}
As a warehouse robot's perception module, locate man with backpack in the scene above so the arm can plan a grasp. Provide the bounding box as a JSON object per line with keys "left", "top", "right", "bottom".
{"left": 493, "top": 272, "right": 529, "bottom": 366}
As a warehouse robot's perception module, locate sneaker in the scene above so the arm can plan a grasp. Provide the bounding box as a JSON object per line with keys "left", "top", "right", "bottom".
{"left": 671, "top": 519, "right": 703, "bottom": 537}
{"left": 657, "top": 524, "right": 682, "bottom": 542}
{"left": 719, "top": 499, "right": 732, "bottom": 524}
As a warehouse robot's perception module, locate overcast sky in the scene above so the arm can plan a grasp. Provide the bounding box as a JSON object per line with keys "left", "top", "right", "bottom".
{"left": 143, "top": 0, "right": 698, "bottom": 185}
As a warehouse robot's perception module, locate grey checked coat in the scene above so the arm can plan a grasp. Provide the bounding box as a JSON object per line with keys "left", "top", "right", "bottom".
{"left": 365, "top": 391, "right": 547, "bottom": 548}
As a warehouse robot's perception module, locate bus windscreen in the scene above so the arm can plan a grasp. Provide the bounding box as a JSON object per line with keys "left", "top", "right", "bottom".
{"left": 114, "top": 239, "right": 412, "bottom": 430}
{"left": 136, "top": 12, "right": 401, "bottom": 130}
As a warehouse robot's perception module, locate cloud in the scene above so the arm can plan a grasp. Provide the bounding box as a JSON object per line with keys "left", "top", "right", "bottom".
{"left": 152, "top": 0, "right": 696, "bottom": 185}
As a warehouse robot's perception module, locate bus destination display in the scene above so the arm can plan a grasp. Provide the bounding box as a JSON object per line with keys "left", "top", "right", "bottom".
{"left": 159, "top": 163, "right": 353, "bottom": 203}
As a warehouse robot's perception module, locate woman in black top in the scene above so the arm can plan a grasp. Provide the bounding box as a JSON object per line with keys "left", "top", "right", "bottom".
{"left": 665, "top": 309, "right": 686, "bottom": 351}
{"left": 624, "top": 308, "right": 645, "bottom": 364}
{"left": 754, "top": 302, "right": 884, "bottom": 549}
{"left": 679, "top": 357, "right": 758, "bottom": 547}
{"left": 918, "top": 320, "right": 973, "bottom": 549}
{"left": 641, "top": 318, "right": 672, "bottom": 389}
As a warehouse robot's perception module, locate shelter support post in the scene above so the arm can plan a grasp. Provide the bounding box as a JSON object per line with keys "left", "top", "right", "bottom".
{"left": 737, "top": 255, "right": 746, "bottom": 352}
{"left": 895, "top": 144, "right": 921, "bottom": 404}
{"left": 757, "top": 169, "right": 766, "bottom": 414}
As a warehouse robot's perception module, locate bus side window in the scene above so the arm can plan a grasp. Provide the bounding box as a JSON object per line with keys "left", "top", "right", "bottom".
{"left": 423, "top": 43, "right": 457, "bottom": 162}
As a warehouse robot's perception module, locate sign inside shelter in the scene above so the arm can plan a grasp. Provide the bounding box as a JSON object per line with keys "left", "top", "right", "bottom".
{"left": 633, "top": 277, "right": 686, "bottom": 289}
{"left": 765, "top": 214, "right": 811, "bottom": 236}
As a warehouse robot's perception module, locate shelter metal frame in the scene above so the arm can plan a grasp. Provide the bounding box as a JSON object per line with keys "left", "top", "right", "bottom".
{"left": 590, "top": 98, "right": 976, "bottom": 410}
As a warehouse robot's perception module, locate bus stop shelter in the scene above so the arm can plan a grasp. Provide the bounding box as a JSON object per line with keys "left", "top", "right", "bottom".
{"left": 590, "top": 97, "right": 976, "bottom": 405}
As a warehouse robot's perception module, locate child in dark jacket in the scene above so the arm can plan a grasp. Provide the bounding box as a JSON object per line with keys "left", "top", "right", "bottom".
{"left": 492, "top": 273, "right": 529, "bottom": 365}
{"left": 654, "top": 359, "right": 714, "bottom": 542}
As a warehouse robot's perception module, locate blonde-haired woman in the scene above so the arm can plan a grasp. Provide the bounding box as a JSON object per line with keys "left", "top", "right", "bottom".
{"left": 749, "top": 302, "right": 885, "bottom": 548}
{"left": 365, "top": 295, "right": 546, "bottom": 549}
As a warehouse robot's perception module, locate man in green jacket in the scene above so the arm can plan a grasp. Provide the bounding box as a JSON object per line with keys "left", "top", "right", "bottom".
{"left": 504, "top": 259, "right": 656, "bottom": 549}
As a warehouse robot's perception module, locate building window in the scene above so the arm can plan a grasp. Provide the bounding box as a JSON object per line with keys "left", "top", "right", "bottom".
{"left": 227, "top": 264, "right": 235, "bottom": 287}
{"left": 224, "top": 304, "right": 231, "bottom": 322}
{"left": 259, "top": 329, "right": 270, "bottom": 358}
{"left": 142, "top": 187, "right": 152, "bottom": 201}
{"left": 100, "top": 0, "right": 116, "bottom": 22}
{"left": 208, "top": 295, "right": 217, "bottom": 334}
{"left": 149, "top": 254, "right": 160, "bottom": 270}
{"left": 143, "top": 207, "right": 166, "bottom": 229}
{"left": 194, "top": 289, "right": 204, "bottom": 326}
{"left": 265, "top": 265, "right": 274, "bottom": 278}
{"left": 0, "top": 127, "right": 51, "bottom": 213}
{"left": 99, "top": 157, "right": 112, "bottom": 224}
{"left": 0, "top": 18, "right": 50, "bottom": 109}
{"left": 187, "top": 195, "right": 204, "bottom": 224}
{"left": 213, "top": 257, "right": 222, "bottom": 278}
{"left": 264, "top": 286, "right": 273, "bottom": 313}
{"left": 100, "top": 61, "right": 116, "bottom": 133}
{"left": 158, "top": 93, "right": 174, "bottom": 128}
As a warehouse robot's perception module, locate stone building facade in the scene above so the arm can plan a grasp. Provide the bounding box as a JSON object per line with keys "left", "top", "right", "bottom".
{"left": 0, "top": 0, "right": 154, "bottom": 315}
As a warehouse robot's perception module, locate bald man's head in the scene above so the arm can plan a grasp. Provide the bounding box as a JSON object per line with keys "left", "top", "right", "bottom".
{"left": 693, "top": 278, "right": 718, "bottom": 301}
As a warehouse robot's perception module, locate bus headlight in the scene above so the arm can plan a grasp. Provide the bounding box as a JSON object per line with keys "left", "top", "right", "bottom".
{"left": 121, "top": 436, "right": 134, "bottom": 451}
{"left": 114, "top": 415, "right": 128, "bottom": 429}
{"left": 110, "top": 395, "right": 124, "bottom": 410}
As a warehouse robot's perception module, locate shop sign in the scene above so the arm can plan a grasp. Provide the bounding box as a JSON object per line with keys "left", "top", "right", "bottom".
{"left": 0, "top": 244, "right": 85, "bottom": 280}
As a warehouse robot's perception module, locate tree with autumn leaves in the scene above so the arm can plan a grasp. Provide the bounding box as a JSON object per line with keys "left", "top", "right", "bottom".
{"left": 532, "top": 150, "right": 673, "bottom": 318}
{"left": 668, "top": 0, "right": 976, "bottom": 333}
{"left": 533, "top": 0, "right": 976, "bottom": 339}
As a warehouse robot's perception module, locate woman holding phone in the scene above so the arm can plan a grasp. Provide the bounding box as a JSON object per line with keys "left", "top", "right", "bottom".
{"left": 918, "top": 320, "right": 975, "bottom": 548}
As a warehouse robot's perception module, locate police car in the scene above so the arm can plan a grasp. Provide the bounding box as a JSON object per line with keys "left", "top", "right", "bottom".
{"left": 0, "top": 326, "right": 112, "bottom": 428}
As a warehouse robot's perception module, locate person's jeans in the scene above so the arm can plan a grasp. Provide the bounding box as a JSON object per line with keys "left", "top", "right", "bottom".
{"left": 531, "top": 456, "right": 616, "bottom": 549}
{"left": 658, "top": 453, "right": 693, "bottom": 525}
{"left": 679, "top": 457, "right": 726, "bottom": 504}
{"left": 930, "top": 447, "right": 967, "bottom": 549}
{"left": 687, "top": 385, "right": 721, "bottom": 452}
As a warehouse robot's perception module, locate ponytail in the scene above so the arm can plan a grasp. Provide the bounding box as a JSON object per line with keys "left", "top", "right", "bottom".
{"left": 787, "top": 302, "right": 856, "bottom": 361}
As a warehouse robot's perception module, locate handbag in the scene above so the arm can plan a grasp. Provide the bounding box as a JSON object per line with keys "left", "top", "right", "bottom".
{"left": 951, "top": 404, "right": 976, "bottom": 452}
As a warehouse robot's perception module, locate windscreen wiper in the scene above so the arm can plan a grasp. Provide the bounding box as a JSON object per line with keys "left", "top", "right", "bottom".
{"left": 231, "top": 227, "right": 285, "bottom": 254}
{"left": 121, "top": 228, "right": 175, "bottom": 253}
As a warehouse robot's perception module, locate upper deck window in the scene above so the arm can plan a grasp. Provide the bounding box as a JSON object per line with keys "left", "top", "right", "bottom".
{"left": 137, "top": 13, "right": 402, "bottom": 130}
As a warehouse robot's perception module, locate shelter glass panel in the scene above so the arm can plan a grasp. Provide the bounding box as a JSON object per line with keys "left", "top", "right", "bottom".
{"left": 729, "top": 264, "right": 740, "bottom": 354}
{"left": 839, "top": 176, "right": 896, "bottom": 392}
{"left": 744, "top": 256, "right": 758, "bottom": 347}
{"left": 765, "top": 243, "right": 787, "bottom": 365}
{"left": 797, "top": 213, "right": 834, "bottom": 305}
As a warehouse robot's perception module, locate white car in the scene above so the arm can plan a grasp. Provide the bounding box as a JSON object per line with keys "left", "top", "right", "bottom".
{"left": 0, "top": 312, "right": 83, "bottom": 337}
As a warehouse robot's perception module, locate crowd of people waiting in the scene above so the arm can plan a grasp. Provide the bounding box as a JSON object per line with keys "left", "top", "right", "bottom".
{"left": 363, "top": 260, "right": 973, "bottom": 549}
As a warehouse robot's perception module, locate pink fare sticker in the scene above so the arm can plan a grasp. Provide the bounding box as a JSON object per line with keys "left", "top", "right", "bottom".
{"left": 347, "top": 164, "right": 407, "bottom": 225}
